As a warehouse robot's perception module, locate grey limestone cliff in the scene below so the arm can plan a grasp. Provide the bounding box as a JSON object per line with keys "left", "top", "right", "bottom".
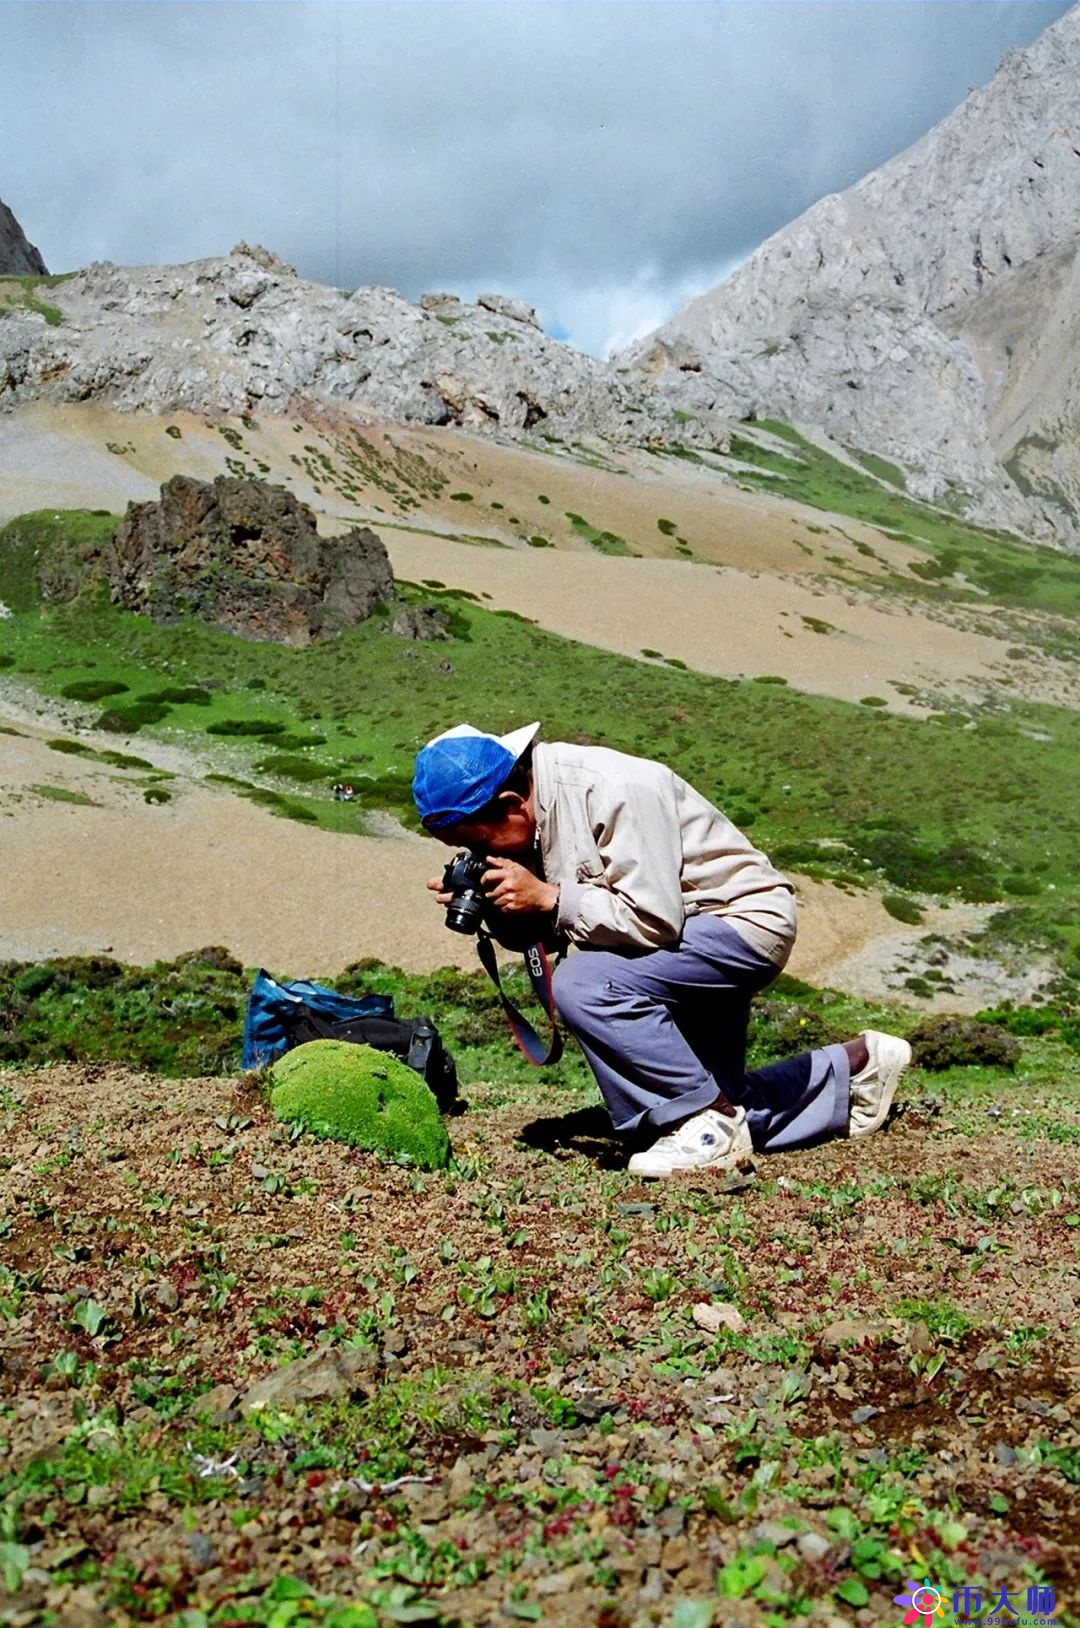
{"left": 622, "top": 4, "right": 1080, "bottom": 545}
{"left": 0, "top": 241, "right": 721, "bottom": 455}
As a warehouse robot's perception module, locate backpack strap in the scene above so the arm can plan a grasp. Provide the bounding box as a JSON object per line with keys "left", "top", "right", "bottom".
{"left": 475, "top": 931, "right": 563, "bottom": 1066}
{"left": 405, "top": 1020, "right": 436, "bottom": 1077}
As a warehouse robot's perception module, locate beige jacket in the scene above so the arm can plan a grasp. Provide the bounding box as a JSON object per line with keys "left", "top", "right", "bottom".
{"left": 533, "top": 741, "right": 796, "bottom": 965}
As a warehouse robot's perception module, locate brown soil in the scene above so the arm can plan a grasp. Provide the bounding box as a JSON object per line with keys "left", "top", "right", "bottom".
{"left": 1, "top": 1065, "right": 1077, "bottom": 1625}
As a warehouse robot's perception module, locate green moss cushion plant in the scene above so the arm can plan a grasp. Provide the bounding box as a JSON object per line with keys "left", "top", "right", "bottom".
{"left": 268, "top": 1040, "right": 451, "bottom": 1169}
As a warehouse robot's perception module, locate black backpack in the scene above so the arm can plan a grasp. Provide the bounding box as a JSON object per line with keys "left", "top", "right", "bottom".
{"left": 281, "top": 1008, "right": 458, "bottom": 1115}
{"left": 242, "top": 969, "right": 457, "bottom": 1114}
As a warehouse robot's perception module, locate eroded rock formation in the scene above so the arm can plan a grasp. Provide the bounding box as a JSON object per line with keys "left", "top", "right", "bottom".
{"left": 110, "top": 475, "right": 393, "bottom": 644}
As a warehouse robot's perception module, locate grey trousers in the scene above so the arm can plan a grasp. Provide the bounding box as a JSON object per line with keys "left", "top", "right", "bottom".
{"left": 551, "top": 915, "right": 850, "bottom": 1151}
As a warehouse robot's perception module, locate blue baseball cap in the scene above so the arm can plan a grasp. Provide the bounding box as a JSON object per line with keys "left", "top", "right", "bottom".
{"left": 413, "top": 722, "right": 540, "bottom": 830}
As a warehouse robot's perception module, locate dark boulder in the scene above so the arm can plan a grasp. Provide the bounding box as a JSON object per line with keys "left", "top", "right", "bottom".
{"left": 0, "top": 196, "right": 47, "bottom": 275}
{"left": 109, "top": 475, "right": 393, "bottom": 644}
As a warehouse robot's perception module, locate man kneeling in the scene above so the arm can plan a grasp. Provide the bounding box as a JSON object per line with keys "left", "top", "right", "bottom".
{"left": 413, "top": 722, "right": 911, "bottom": 1179}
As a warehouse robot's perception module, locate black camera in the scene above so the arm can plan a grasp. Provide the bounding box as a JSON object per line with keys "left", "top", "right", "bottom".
{"left": 442, "top": 850, "right": 490, "bottom": 935}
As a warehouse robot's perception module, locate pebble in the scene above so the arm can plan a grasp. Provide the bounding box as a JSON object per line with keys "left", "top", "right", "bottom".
{"left": 751, "top": 1520, "right": 797, "bottom": 1548}
{"left": 528, "top": 1427, "right": 564, "bottom": 1455}
{"left": 660, "top": 1535, "right": 691, "bottom": 1572}
{"left": 187, "top": 1532, "right": 215, "bottom": 1567}
{"left": 796, "top": 1531, "right": 832, "bottom": 1562}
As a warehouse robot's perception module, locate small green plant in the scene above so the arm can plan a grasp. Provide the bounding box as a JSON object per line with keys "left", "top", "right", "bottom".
{"left": 642, "top": 1267, "right": 677, "bottom": 1302}
{"left": 894, "top": 1296, "right": 973, "bottom": 1343}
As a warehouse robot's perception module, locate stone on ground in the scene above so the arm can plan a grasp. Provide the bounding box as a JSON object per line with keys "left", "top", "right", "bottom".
{"left": 239, "top": 1345, "right": 376, "bottom": 1414}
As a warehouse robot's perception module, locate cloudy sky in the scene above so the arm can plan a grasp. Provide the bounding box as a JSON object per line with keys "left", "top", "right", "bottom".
{"left": 2, "top": 0, "right": 1071, "bottom": 354}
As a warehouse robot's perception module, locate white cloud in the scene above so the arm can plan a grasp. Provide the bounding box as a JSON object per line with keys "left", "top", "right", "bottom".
{"left": 544, "top": 259, "right": 744, "bottom": 357}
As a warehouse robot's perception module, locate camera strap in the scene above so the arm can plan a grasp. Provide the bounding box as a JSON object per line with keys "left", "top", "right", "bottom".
{"left": 476, "top": 931, "right": 563, "bottom": 1066}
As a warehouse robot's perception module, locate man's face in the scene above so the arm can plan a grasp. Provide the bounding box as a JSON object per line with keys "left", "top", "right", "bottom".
{"left": 434, "top": 791, "right": 537, "bottom": 856}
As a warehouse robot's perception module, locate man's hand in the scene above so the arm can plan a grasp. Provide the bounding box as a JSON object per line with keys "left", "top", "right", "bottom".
{"left": 481, "top": 857, "right": 558, "bottom": 916}
{"left": 426, "top": 876, "right": 453, "bottom": 906}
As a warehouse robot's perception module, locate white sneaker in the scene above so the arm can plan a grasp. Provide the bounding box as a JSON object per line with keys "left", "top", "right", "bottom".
{"left": 849, "top": 1030, "right": 912, "bottom": 1138}
{"left": 627, "top": 1106, "right": 753, "bottom": 1179}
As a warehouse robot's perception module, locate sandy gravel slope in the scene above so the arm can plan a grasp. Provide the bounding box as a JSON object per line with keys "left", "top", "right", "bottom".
{"left": 2, "top": 404, "right": 1074, "bottom": 714}
{"left": 383, "top": 533, "right": 1076, "bottom": 712}
{"left": 1, "top": 707, "right": 991, "bottom": 1010}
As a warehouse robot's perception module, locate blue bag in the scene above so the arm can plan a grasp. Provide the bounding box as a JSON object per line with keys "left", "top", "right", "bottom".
{"left": 242, "top": 969, "right": 393, "bottom": 1069}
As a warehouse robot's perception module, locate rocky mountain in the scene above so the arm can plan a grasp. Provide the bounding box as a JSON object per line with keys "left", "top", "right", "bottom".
{"left": 0, "top": 242, "right": 724, "bottom": 455}
{"left": 0, "top": 196, "right": 47, "bottom": 276}
{"left": 2, "top": 5, "right": 1079, "bottom": 547}
{"left": 622, "top": 4, "right": 1080, "bottom": 546}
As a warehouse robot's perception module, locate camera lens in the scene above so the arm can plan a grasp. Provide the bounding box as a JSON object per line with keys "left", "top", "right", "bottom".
{"left": 446, "top": 888, "right": 485, "bottom": 934}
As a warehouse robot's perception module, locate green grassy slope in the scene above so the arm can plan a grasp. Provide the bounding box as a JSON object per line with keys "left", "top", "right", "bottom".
{"left": 1, "top": 507, "right": 1079, "bottom": 992}
{"left": 697, "top": 422, "right": 1080, "bottom": 630}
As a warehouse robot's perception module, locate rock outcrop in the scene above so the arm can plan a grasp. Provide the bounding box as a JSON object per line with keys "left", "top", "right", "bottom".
{"left": 0, "top": 241, "right": 724, "bottom": 454}
{"left": 0, "top": 196, "right": 47, "bottom": 276}
{"left": 621, "top": 5, "right": 1080, "bottom": 544}
{"left": 110, "top": 475, "right": 393, "bottom": 644}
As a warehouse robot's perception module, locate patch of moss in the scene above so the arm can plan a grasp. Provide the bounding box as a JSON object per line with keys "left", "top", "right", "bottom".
{"left": 94, "top": 701, "right": 171, "bottom": 733}
{"left": 882, "top": 894, "right": 924, "bottom": 925}
{"left": 269, "top": 1040, "right": 450, "bottom": 1169}
{"left": 206, "top": 719, "right": 287, "bottom": 738}
{"left": 100, "top": 750, "right": 154, "bottom": 770}
{"left": 59, "top": 679, "right": 129, "bottom": 702}
{"left": 142, "top": 685, "right": 212, "bottom": 706}
{"left": 27, "top": 784, "right": 100, "bottom": 807}
{"left": 254, "top": 754, "right": 338, "bottom": 783}
{"left": 270, "top": 733, "right": 329, "bottom": 751}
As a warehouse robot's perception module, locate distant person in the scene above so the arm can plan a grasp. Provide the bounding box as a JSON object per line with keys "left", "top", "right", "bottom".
{"left": 412, "top": 723, "right": 911, "bottom": 1178}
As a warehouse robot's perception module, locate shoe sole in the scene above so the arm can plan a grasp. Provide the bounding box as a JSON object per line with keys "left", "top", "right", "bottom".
{"left": 628, "top": 1146, "right": 755, "bottom": 1180}
{"left": 851, "top": 1038, "right": 912, "bottom": 1138}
